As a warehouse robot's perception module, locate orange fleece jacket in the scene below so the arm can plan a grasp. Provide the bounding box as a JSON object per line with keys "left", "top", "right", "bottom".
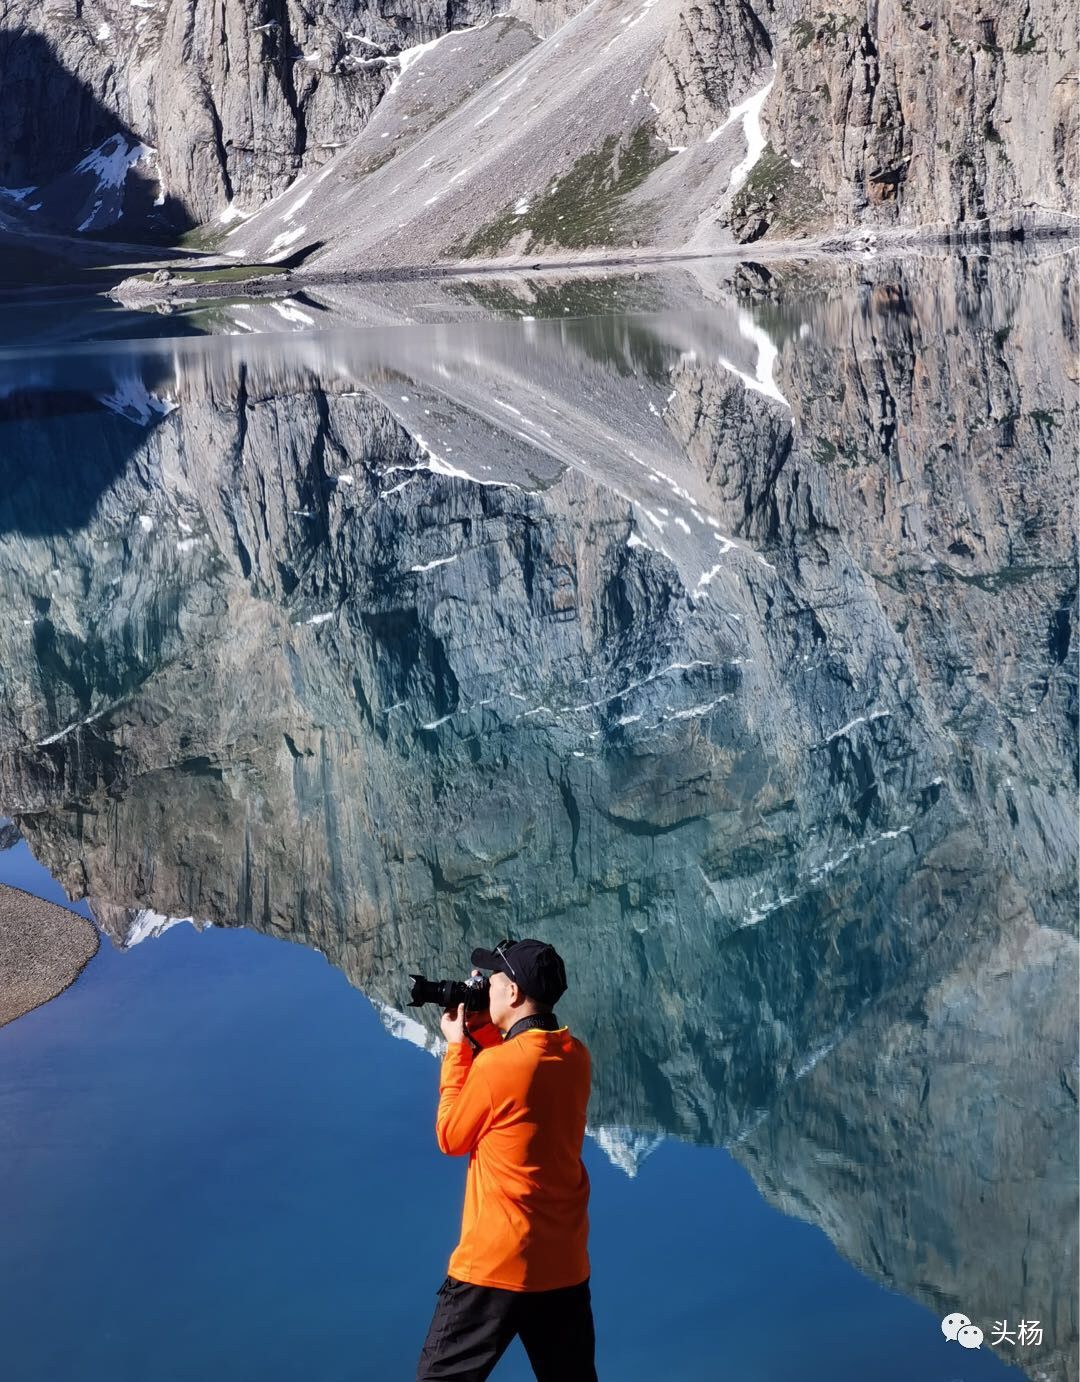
{"left": 436, "top": 1020, "right": 591, "bottom": 1292}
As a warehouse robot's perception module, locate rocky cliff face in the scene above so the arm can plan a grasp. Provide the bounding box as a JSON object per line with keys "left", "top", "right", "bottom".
{"left": 0, "top": 249, "right": 1075, "bottom": 1373}
{"left": 733, "top": 0, "right": 1080, "bottom": 242}
{"left": 737, "top": 898, "right": 1078, "bottom": 1382}
{"left": 1, "top": 0, "right": 1073, "bottom": 256}
{"left": 0, "top": 0, "right": 501, "bottom": 233}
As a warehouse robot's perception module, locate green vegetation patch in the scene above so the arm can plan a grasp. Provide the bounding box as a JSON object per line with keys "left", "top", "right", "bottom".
{"left": 730, "top": 143, "right": 825, "bottom": 243}
{"left": 176, "top": 222, "right": 230, "bottom": 253}
{"left": 188, "top": 264, "right": 290, "bottom": 283}
{"left": 1030, "top": 408, "right": 1063, "bottom": 434}
{"left": 447, "top": 273, "right": 664, "bottom": 320}
{"left": 452, "top": 126, "right": 673, "bottom": 258}
{"left": 132, "top": 263, "right": 289, "bottom": 285}
{"left": 791, "top": 12, "right": 856, "bottom": 48}
{"left": 810, "top": 435, "right": 866, "bottom": 468}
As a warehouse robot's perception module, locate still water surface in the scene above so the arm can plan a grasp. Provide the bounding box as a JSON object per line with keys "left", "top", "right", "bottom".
{"left": 0, "top": 247, "right": 1075, "bottom": 1381}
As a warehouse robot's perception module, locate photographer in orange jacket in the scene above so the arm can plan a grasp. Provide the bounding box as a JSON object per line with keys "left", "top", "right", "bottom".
{"left": 416, "top": 938, "right": 597, "bottom": 1381}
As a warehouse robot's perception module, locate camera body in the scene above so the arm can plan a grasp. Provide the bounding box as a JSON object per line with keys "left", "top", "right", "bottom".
{"left": 408, "top": 972, "right": 490, "bottom": 1013}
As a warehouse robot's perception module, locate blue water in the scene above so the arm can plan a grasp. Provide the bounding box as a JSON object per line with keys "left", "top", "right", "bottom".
{"left": 0, "top": 849, "right": 1020, "bottom": 1382}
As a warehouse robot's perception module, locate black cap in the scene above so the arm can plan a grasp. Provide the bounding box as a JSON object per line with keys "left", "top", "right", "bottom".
{"left": 471, "top": 938, "right": 568, "bottom": 1006}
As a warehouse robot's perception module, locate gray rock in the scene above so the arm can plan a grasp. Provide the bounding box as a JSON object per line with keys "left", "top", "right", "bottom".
{"left": 757, "top": 0, "right": 1078, "bottom": 240}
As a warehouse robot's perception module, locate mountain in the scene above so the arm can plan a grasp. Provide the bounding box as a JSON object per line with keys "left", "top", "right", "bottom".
{"left": 0, "top": 248, "right": 1075, "bottom": 1374}
{"left": 0, "top": 0, "right": 1075, "bottom": 269}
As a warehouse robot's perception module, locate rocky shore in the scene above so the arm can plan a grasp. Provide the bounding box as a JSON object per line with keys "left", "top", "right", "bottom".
{"left": 0, "top": 885, "right": 99, "bottom": 1027}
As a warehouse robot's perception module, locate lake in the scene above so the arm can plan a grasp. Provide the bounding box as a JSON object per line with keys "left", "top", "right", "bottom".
{"left": 0, "top": 246, "right": 1076, "bottom": 1381}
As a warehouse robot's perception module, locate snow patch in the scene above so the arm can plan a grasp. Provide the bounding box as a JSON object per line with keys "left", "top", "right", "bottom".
{"left": 283, "top": 187, "right": 313, "bottom": 221}
{"left": 817, "top": 710, "right": 891, "bottom": 746}
{"left": 717, "top": 311, "right": 790, "bottom": 409}
{"left": 410, "top": 555, "right": 459, "bottom": 573}
{"left": 97, "top": 372, "right": 177, "bottom": 426}
{"left": 265, "top": 225, "right": 307, "bottom": 260}
{"left": 380, "top": 477, "right": 417, "bottom": 498}
{"left": 373, "top": 1000, "right": 442, "bottom": 1056}
{"left": 707, "top": 69, "right": 776, "bottom": 193}
{"left": 124, "top": 909, "right": 197, "bottom": 948}
{"left": 587, "top": 1125, "right": 665, "bottom": 1178}
{"left": 219, "top": 202, "right": 253, "bottom": 225}
{"left": 74, "top": 136, "right": 154, "bottom": 232}
{"left": 414, "top": 434, "right": 522, "bottom": 491}
{"left": 272, "top": 299, "right": 315, "bottom": 326}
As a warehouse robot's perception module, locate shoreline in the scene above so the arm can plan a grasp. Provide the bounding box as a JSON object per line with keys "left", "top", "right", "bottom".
{"left": 0, "top": 216, "right": 1074, "bottom": 313}
{"left": 106, "top": 220, "right": 1078, "bottom": 308}
{"left": 0, "top": 884, "right": 99, "bottom": 1028}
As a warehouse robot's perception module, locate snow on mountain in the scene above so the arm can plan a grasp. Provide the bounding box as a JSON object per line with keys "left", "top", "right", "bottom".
{"left": 96, "top": 370, "right": 178, "bottom": 425}
{"left": 123, "top": 909, "right": 202, "bottom": 947}
{"left": 372, "top": 1000, "right": 444, "bottom": 1056}
{"left": 587, "top": 1124, "right": 666, "bottom": 1177}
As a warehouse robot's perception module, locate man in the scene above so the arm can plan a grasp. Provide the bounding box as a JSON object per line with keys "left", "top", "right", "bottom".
{"left": 416, "top": 937, "right": 597, "bottom": 1382}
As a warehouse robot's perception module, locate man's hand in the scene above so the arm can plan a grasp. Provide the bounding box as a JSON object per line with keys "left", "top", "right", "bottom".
{"left": 442, "top": 971, "right": 491, "bottom": 1045}
{"left": 441, "top": 1003, "right": 467, "bottom": 1045}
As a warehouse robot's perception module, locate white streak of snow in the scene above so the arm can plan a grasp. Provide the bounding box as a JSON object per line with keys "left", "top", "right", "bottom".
{"left": 707, "top": 69, "right": 776, "bottom": 190}
{"left": 410, "top": 555, "right": 459, "bottom": 573}
{"left": 125, "top": 910, "right": 196, "bottom": 947}
{"left": 97, "top": 373, "right": 177, "bottom": 426}
{"left": 272, "top": 299, "right": 315, "bottom": 326}
{"left": 819, "top": 709, "right": 890, "bottom": 745}
{"left": 717, "top": 310, "right": 790, "bottom": 409}
{"left": 265, "top": 225, "right": 306, "bottom": 260}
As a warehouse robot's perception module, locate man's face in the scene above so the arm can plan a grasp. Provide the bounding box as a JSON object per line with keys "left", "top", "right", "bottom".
{"left": 487, "top": 968, "right": 521, "bottom": 1029}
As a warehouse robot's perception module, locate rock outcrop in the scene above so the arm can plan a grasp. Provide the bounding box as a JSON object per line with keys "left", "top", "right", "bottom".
{"left": 1, "top": 0, "right": 1073, "bottom": 256}
{"left": 0, "top": 0, "right": 501, "bottom": 233}
{"left": 738, "top": 0, "right": 1080, "bottom": 241}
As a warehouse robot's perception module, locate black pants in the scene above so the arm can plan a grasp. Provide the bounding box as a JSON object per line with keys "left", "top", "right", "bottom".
{"left": 416, "top": 1275, "right": 598, "bottom": 1381}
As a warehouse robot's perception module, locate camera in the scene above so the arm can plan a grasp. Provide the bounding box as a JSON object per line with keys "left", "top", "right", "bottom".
{"left": 408, "top": 972, "right": 490, "bottom": 1013}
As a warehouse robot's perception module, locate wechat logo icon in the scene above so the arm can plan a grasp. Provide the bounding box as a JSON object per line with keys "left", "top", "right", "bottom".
{"left": 941, "top": 1313, "right": 984, "bottom": 1349}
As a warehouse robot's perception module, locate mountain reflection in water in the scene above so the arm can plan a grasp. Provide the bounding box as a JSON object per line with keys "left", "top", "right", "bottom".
{"left": 0, "top": 248, "right": 1076, "bottom": 1382}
